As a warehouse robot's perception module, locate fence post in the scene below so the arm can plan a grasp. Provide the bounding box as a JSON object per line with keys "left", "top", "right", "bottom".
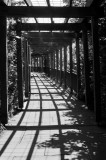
{"left": 91, "top": 16, "right": 101, "bottom": 123}
{"left": 0, "top": 15, "right": 8, "bottom": 124}
{"left": 16, "top": 22, "right": 23, "bottom": 109}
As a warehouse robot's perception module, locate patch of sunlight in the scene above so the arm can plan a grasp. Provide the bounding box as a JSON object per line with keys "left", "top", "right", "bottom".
{"left": 41, "top": 111, "right": 58, "bottom": 125}
{"left": 28, "top": 101, "right": 40, "bottom": 110}
{"left": 42, "top": 101, "right": 55, "bottom": 109}
{"left": 52, "top": 94, "right": 63, "bottom": 99}
{"left": 0, "top": 131, "right": 13, "bottom": 149}
{"left": 48, "top": 89, "right": 57, "bottom": 93}
{"left": 81, "top": 105, "right": 88, "bottom": 109}
{"left": 1, "top": 130, "right": 36, "bottom": 158}
{"left": 50, "top": 0, "right": 70, "bottom": 6}
{"left": 42, "top": 94, "right": 51, "bottom": 99}
{"left": 72, "top": 0, "right": 87, "bottom": 7}
{"left": 30, "top": 94, "right": 40, "bottom": 100}
{"left": 64, "top": 151, "right": 81, "bottom": 160}
{"left": 55, "top": 101, "right": 68, "bottom": 109}
{"left": 67, "top": 101, "right": 75, "bottom": 108}
{"left": 93, "top": 152, "right": 96, "bottom": 155}
{"left": 31, "top": 0, "right": 48, "bottom": 6}
{"left": 37, "top": 18, "right": 51, "bottom": 23}
{"left": 20, "top": 112, "right": 40, "bottom": 126}
{"left": 40, "top": 89, "right": 48, "bottom": 93}
{"left": 53, "top": 18, "right": 65, "bottom": 23}
{"left": 59, "top": 111, "right": 78, "bottom": 125}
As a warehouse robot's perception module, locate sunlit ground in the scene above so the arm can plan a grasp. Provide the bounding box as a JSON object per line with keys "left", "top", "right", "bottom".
{"left": 0, "top": 72, "right": 106, "bottom": 160}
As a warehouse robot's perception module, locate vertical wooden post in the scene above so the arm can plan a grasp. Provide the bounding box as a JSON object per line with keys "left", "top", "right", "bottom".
{"left": 76, "top": 33, "right": 81, "bottom": 98}
{"left": 37, "top": 57, "right": 38, "bottom": 72}
{"left": 69, "top": 39, "right": 73, "bottom": 94}
{"left": 64, "top": 45, "right": 67, "bottom": 89}
{"left": 16, "top": 23, "right": 23, "bottom": 109}
{"left": 41, "top": 56, "right": 43, "bottom": 72}
{"left": 54, "top": 51, "right": 56, "bottom": 78}
{"left": 34, "top": 57, "right": 35, "bottom": 72}
{"left": 91, "top": 17, "right": 101, "bottom": 122}
{"left": 54, "top": 51, "right": 55, "bottom": 71}
{"left": 50, "top": 53, "right": 52, "bottom": 78}
{"left": 83, "top": 26, "right": 91, "bottom": 109}
{"left": 25, "top": 40, "right": 29, "bottom": 97}
{"left": 48, "top": 54, "right": 50, "bottom": 76}
{"left": 28, "top": 46, "right": 31, "bottom": 92}
{"left": 56, "top": 50, "right": 58, "bottom": 83}
{"left": 0, "top": 15, "right": 8, "bottom": 124}
{"left": 60, "top": 47, "right": 62, "bottom": 86}
{"left": 52, "top": 52, "right": 54, "bottom": 79}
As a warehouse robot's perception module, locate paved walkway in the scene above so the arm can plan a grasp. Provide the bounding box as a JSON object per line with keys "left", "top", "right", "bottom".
{"left": 0, "top": 72, "right": 106, "bottom": 160}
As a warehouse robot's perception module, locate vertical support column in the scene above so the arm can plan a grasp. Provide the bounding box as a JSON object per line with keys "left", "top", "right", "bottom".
{"left": 56, "top": 49, "right": 58, "bottom": 83}
{"left": 83, "top": 26, "right": 91, "bottom": 109}
{"left": 60, "top": 47, "right": 62, "bottom": 86}
{"left": 52, "top": 52, "right": 54, "bottom": 79}
{"left": 53, "top": 51, "right": 55, "bottom": 78}
{"left": 91, "top": 17, "right": 101, "bottom": 122}
{"left": 70, "top": 39, "right": 73, "bottom": 94}
{"left": 64, "top": 45, "right": 67, "bottom": 89}
{"left": 42, "top": 56, "right": 43, "bottom": 72}
{"left": 34, "top": 57, "right": 35, "bottom": 72}
{"left": 37, "top": 57, "right": 38, "bottom": 72}
{"left": 54, "top": 51, "right": 56, "bottom": 79}
{"left": 28, "top": 46, "right": 31, "bottom": 93}
{"left": 50, "top": 53, "right": 52, "bottom": 78}
{"left": 47, "top": 54, "right": 50, "bottom": 76}
{"left": 16, "top": 23, "right": 23, "bottom": 109}
{"left": 25, "top": 40, "right": 29, "bottom": 97}
{"left": 76, "top": 33, "right": 81, "bottom": 98}
{"left": 0, "top": 15, "right": 8, "bottom": 124}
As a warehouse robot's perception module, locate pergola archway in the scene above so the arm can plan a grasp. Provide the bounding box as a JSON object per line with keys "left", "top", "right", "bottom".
{"left": 0, "top": 0, "right": 105, "bottom": 124}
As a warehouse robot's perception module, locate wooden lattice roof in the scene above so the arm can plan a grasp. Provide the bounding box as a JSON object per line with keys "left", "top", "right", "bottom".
{"left": 1, "top": 0, "right": 105, "bottom": 55}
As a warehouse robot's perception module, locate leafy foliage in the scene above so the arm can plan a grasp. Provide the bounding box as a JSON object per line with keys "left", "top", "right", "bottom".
{"left": 7, "top": 18, "right": 18, "bottom": 115}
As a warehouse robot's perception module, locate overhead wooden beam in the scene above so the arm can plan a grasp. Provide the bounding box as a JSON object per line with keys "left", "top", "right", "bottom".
{"left": 72, "top": 0, "right": 93, "bottom": 24}
{"left": 28, "top": 38, "right": 72, "bottom": 43}
{"left": 23, "top": 32, "right": 81, "bottom": 38}
{"left": 20, "top": 23, "right": 91, "bottom": 31}
{"left": 46, "top": 0, "right": 54, "bottom": 23}
{"left": 30, "top": 43, "right": 58, "bottom": 47}
{"left": 65, "top": 0, "right": 73, "bottom": 23}
{"left": 23, "top": 0, "right": 38, "bottom": 23}
{"left": 0, "top": 6, "right": 104, "bottom": 18}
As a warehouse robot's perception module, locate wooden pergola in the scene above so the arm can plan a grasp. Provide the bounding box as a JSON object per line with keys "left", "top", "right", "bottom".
{"left": 0, "top": 0, "right": 105, "bottom": 124}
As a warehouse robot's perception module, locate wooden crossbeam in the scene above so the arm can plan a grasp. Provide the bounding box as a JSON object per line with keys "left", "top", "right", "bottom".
{"left": 29, "top": 37, "right": 72, "bottom": 43}
{"left": 23, "top": 0, "right": 38, "bottom": 23}
{"left": 19, "top": 23, "right": 91, "bottom": 31}
{"left": 23, "top": 32, "right": 76, "bottom": 38}
{"left": 0, "top": 6, "right": 104, "bottom": 17}
{"left": 46, "top": 0, "right": 54, "bottom": 23}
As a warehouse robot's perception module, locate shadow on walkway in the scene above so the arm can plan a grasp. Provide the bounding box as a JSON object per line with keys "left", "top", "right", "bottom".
{"left": 0, "top": 72, "right": 106, "bottom": 160}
